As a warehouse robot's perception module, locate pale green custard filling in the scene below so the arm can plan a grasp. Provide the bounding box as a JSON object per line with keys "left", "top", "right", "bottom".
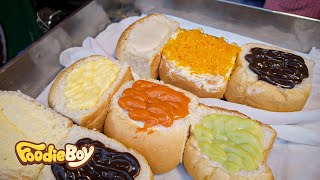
{"left": 194, "top": 114, "right": 263, "bottom": 174}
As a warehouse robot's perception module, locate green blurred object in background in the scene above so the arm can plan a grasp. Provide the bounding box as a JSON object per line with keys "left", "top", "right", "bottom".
{"left": 0, "top": 0, "right": 43, "bottom": 62}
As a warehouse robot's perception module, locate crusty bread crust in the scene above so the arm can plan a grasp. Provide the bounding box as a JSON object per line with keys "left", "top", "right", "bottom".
{"left": 150, "top": 54, "right": 162, "bottom": 79}
{"left": 116, "top": 13, "right": 179, "bottom": 79}
{"left": 105, "top": 107, "right": 189, "bottom": 174}
{"left": 116, "top": 14, "right": 162, "bottom": 79}
{"left": 159, "top": 57, "right": 226, "bottom": 98}
{"left": 183, "top": 136, "right": 274, "bottom": 180}
{"left": 104, "top": 79, "right": 198, "bottom": 174}
{"left": 48, "top": 55, "right": 133, "bottom": 131}
{"left": 225, "top": 43, "right": 314, "bottom": 112}
{"left": 184, "top": 104, "right": 276, "bottom": 180}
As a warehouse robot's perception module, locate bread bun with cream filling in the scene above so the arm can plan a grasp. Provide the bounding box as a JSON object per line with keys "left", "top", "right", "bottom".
{"left": 225, "top": 43, "right": 314, "bottom": 112}
{"left": 104, "top": 79, "right": 199, "bottom": 174}
{"left": 116, "top": 13, "right": 179, "bottom": 79}
{"left": 159, "top": 29, "right": 240, "bottom": 99}
{"left": 48, "top": 55, "right": 133, "bottom": 131}
{"left": 184, "top": 104, "right": 276, "bottom": 180}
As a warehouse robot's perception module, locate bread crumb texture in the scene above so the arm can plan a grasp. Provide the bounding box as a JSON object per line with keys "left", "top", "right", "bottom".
{"left": 161, "top": 29, "right": 240, "bottom": 77}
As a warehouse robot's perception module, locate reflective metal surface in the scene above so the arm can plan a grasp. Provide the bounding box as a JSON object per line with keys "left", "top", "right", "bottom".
{"left": 0, "top": 0, "right": 319, "bottom": 98}
{"left": 0, "top": 1, "right": 110, "bottom": 97}
{"left": 137, "top": 0, "right": 320, "bottom": 52}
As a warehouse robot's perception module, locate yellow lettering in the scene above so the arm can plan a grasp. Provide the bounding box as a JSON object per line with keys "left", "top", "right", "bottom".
{"left": 57, "top": 150, "right": 65, "bottom": 162}
{"left": 43, "top": 144, "right": 54, "bottom": 163}
{"left": 34, "top": 151, "right": 42, "bottom": 162}
{"left": 26, "top": 152, "right": 34, "bottom": 162}
{"left": 15, "top": 141, "right": 46, "bottom": 164}
{"left": 52, "top": 149, "right": 57, "bottom": 162}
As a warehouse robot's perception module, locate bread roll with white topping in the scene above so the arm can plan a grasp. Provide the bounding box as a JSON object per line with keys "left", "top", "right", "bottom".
{"left": 116, "top": 13, "right": 179, "bottom": 79}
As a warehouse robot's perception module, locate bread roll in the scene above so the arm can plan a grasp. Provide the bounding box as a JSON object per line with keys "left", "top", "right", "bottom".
{"left": 38, "top": 126, "right": 154, "bottom": 180}
{"left": 104, "top": 79, "right": 199, "bottom": 174}
{"left": 159, "top": 29, "right": 240, "bottom": 99}
{"left": 0, "top": 91, "right": 72, "bottom": 179}
{"left": 116, "top": 13, "right": 179, "bottom": 79}
{"left": 184, "top": 104, "right": 276, "bottom": 180}
{"left": 225, "top": 43, "right": 314, "bottom": 112}
{"left": 48, "top": 55, "right": 133, "bottom": 131}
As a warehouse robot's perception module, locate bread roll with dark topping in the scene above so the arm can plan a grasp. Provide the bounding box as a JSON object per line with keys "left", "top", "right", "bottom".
{"left": 225, "top": 43, "right": 314, "bottom": 112}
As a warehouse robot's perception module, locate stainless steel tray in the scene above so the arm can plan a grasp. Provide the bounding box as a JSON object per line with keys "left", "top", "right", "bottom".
{"left": 1, "top": 0, "right": 319, "bottom": 98}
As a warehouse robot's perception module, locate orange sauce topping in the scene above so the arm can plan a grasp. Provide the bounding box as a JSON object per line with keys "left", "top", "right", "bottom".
{"left": 118, "top": 80, "right": 190, "bottom": 131}
{"left": 161, "top": 29, "right": 240, "bottom": 77}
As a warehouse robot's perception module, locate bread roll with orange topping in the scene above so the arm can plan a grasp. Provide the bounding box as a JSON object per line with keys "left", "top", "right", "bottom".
{"left": 225, "top": 43, "right": 314, "bottom": 112}
{"left": 48, "top": 55, "right": 133, "bottom": 131}
{"left": 104, "top": 79, "right": 199, "bottom": 174}
{"left": 116, "top": 13, "right": 179, "bottom": 79}
{"left": 159, "top": 29, "right": 240, "bottom": 99}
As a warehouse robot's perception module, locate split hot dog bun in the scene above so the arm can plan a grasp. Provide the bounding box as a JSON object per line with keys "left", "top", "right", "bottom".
{"left": 159, "top": 29, "right": 240, "bottom": 99}
{"left": 38, "top": 126, "right": 154, "bottom": 180}
{"left": 184, "top": 105, "right": 276, "bottom": 180}
{"left": 116, "top": 13, "right": 179, "bottom": 79}
{"left": 0, "top": 91, "right": 153, "bottom": 180}
{"left": 225, "top": 43, "right": 314, "bottom": 112}
{"left": 104, "top": 79, "right": 199, "bottom": 174}
{"left": 0, "top": 91, "right": 72, "bottom": 179}
{"left": 48, "top": 55, "right": 133, "bottom": 131}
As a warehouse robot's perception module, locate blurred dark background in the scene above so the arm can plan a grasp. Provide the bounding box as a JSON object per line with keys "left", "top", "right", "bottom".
{"left": 0, "top": 0, "right": 90, "bottom": 66}
{"left": 0, "top": 0, "right": 140, "bottom": 67}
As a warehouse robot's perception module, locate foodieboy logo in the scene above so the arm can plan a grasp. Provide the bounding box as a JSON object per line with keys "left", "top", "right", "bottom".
{"left": 15, "top": 141, "right": 95, "bottom": 169}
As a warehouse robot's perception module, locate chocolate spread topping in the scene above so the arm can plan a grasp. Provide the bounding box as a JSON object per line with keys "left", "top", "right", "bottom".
{"left": 51, "top": 138, "right": 140, "bottom": 180}
{"left": 245, "top": 47, "right": 309, "bottom": 89}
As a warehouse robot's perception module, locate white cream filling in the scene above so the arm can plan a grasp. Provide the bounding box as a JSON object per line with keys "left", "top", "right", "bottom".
{"left": 167, "top": 60, "right": 225, "bottom": 92}
{"left": 129, "top": 19, "right": 170, "bottom": 53}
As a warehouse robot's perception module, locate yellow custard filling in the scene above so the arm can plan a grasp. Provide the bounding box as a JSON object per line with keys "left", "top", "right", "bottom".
{"left": 194, "top": 114, "right": 263, "bottom": 173}
{"left": 64, "top": 57, "right": 120, "bottom": 110}
{"left": 161, "top": 29, "right": 240, "bottom": 77}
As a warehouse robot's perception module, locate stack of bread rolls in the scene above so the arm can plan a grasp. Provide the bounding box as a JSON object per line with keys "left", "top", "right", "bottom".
{"left": 117, "top": 13, "right": 314, "bottom": 112}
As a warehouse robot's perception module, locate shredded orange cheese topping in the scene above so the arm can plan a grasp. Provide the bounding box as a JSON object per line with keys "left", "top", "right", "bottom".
{"left": 161, "top": 29, "right": 240, "bottom": 77}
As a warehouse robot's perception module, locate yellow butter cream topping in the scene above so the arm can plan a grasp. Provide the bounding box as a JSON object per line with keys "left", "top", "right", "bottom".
{"left": 64, "top": 57, "right": 120, "bottom": 110}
